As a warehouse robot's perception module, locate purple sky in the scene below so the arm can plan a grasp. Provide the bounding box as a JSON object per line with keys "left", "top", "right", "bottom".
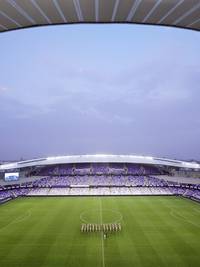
{"left": 0, "top": 24, "right": 200, "bottom": 161}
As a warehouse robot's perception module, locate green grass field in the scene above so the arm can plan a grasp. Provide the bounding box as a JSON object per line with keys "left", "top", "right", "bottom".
{"left": 0, "top": 196, "right": 200, "bottom": 267}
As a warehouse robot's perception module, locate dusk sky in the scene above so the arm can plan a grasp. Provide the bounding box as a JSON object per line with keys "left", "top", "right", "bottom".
{"left": 0, "top": 24, "right": 199, "bottom": 161}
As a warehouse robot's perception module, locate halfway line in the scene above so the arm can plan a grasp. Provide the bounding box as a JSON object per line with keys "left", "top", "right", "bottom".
{"left": 99, "top": 198, "right": 105, "bottom": 267}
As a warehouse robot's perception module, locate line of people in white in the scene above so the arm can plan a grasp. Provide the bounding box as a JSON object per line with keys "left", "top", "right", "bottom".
{"left": 81, "top": 223, "right": 121, "bottom": 232}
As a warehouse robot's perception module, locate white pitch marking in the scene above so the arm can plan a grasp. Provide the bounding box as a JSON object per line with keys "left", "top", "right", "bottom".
{"left": 99, "top": 198, "right": 105, "bottom": 267}
{"left": 80, "top": 208, "right": 123, "bottom": 224}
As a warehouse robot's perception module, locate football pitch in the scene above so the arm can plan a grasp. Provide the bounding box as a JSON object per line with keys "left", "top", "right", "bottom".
{"left": 0, "top": 196, "right": 200, "bottom": 267}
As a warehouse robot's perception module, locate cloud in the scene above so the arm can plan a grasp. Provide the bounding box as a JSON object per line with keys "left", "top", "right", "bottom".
{"left": 0, "top": 86, "right": 9, "bottom": 92}
{"left": 0, "top": 25, "right": 200, "bottom": 160}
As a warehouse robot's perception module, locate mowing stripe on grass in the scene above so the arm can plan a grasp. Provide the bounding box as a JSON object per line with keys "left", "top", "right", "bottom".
{"left": 0, "top": 209, "right": 32, "bottom": 231}
{"left": 170, "top": 210, "right": 200, "bottom": 228}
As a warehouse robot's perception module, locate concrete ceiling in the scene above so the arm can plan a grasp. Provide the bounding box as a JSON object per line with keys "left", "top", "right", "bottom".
{"left": 0, "top": 0, "right": 200, "bottom": 32}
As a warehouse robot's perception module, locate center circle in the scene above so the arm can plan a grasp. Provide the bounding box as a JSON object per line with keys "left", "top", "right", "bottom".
{"left": 80, "top": 209, "right": 123, "bottom": 224}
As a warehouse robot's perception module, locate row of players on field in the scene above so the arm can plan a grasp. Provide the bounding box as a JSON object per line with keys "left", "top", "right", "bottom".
{"left": 81, "top": 223, "right": 121, "bottom": 232}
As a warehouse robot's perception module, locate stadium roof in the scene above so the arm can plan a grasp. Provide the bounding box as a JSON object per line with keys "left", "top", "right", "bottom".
{"left": 0, "top": 0, "right": 200, "bottom": 33}
{"left": 0, "top": 154, "right": 200, "bottom": 170}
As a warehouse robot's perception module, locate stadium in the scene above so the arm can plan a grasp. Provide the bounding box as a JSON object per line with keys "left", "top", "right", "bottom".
{"left": 1, "top": 154, "right": 200, "bottom": 198}
{"left": 0, "top": 154, "right": 200, "bottom": 267}
{"left": 0, "top": 1, "right": 200, "bottom": 267}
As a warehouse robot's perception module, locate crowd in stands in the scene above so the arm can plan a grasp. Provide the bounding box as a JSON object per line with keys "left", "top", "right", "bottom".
{"left": 28, "top": 187, "right": 173, "bottom": 196}
{"left": 1, "top": 180, "right": 199, "bottom": 200}
{"left": 0, "top": 163, "right": 199, "bottom": 202}
{"left": 30, "top": 163, "right": 163, "bottom": 176}
{"left": 25, "top": 186, "right": 200, "bottom": 199}
{"left": 0, "top": 188, "right": 30, "bottom": 202}
{"left": 19, "top": 175, "right": 177, "bottom": 188}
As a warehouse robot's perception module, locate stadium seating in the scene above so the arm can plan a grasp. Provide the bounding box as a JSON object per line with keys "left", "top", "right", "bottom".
{"left": 0, "top": 162, "right": 199, "bottom": 202}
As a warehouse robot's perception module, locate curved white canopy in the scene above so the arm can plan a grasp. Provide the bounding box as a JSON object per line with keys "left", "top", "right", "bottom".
{"left": 0, "top": 0, "right": 200, "bottom": 32}
{"left": 0, "top": 154, "right": 200, "bottom": 170}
